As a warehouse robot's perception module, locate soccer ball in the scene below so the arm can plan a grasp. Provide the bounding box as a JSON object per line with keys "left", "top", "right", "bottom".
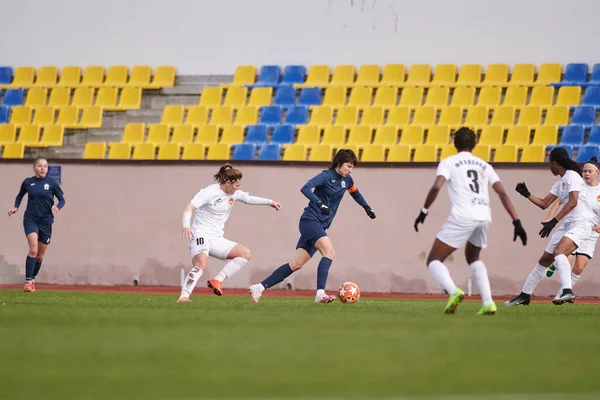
{"left": 338, "top": 281, "right": 360, "bottom": 303}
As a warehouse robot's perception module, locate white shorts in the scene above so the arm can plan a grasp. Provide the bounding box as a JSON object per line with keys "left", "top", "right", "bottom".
{"left": 189, "top": 235, "right": 237, "bottom": 260}
{"left": 436, "top": 218, "right": 490, "bottom": 249}
{"left": 564, "top": 222, "right": 598, "bottom": 259}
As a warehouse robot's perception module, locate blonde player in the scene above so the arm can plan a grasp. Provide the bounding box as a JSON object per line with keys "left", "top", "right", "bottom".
{"left": 414, "top": 127, "right": 527, "bottom": 315}
{"left": 177, "top": 164, "right": 282, "bottom": 303}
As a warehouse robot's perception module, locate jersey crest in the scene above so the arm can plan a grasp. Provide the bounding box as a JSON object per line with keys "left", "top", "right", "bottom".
{"left": 44, "top": 183, "right": 50, "bottom": 190}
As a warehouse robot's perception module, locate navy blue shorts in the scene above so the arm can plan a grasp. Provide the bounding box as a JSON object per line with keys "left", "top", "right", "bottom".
{"left": 296, "top": 218, "right": 327, "bottom": 257}
{"left": 23, "top": 217, "right": 52, "bottom": 245}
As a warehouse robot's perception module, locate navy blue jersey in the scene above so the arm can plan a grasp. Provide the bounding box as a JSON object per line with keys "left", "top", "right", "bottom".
{"left": 14, "top": 176, "right": 65, "bottom": 222}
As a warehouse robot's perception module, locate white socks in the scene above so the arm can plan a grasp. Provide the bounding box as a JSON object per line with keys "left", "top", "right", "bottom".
{"left": 470, "top": 260, "right": 493, "bottom": 306}
{"left": 180, "top": 266, "right": 203, "bottom": 298}
{"left": 316, "top": 289, "right": 325, "bottom": 297}
{"left": 554, "top": 254, "right": 572, "bottom": 290}
{"left": 214, "top": 257, "right": 248, "bottom": 282}
{"left": 428, "top": 260, "right": 458, "bottom": 296}
{"left": 522, "top": 263, "right": 547, "bottom": 294}
{"left": 556, "top": 272, "right": 580, "bottom": 297}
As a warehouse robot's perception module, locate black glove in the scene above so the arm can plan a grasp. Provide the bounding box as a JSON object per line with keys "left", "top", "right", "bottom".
{"left": 414, "top": 209, "right": 427, "bottom": 232}
{"left": 539, "top": 218, "right": 558, "bottom": 238}
{"left": 364, "top": 206, "right": 376, "bottom": 219}
{"left": 515, "top": 182, "right": 531, "bottom": 198}
{"left": 513, "top": 219, "right": 527, "bottom": 245}
{"left": 317, "top": 200, "right": 330, "bottom": 215}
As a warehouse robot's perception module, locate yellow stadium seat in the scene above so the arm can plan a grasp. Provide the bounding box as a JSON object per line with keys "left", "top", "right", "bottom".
{"left": 456, "top": 64, "right": 482, "bottom": 86}
{"left": 33, "top": 66, "right": 58, "bottom": 87}
{"left": 10, "top": 106, "right": 32, "bottom": 126}
{"left": 399, "top": 87, "right": 424, "bottom": 107}
{"left": 48, "top": 88, "right": 71, "bottom": 107}
{"left": 438, "top": 106, "right": 463, "bottom": 128}
{"left": 387, "top": 145, "right": 411, "bottom": 162}
{"left": 157, "top": 143, "right": 181, "bottom": 160}
{"left": 507, "top": 64, "right": 535, "bottom": 86}
{"left": 505, "top": 126, "right": 530, "bottom": 147}
{"left": 464, "top": 106, "right": 489, "bottom": 128}
{"left": 521, "top": 145, "right": 545, "bottom": 162}
{"left": 529, "top": 86, "right": 554, "bottom": 108}
{"left": 122, "top": 123, "right": 146, "bottom": 144}
{"left": 25, "top": 87, "right": 48, "bottom": 107}
{"left": 3, "top": 143, "right": 25, "bottom": 158}
{"left": 146, "top": 124, "right": 170, "bottom": 144}
{"left": 297, "top": 65, "right": 330, "bottom": 88}
{"left": 95, "top": 87, "right": 118, "bottom": 109}
{"left": 234, "top": 106, "right": 258, "bottom": 126}
{"left": 425, "top": 126, "right": 450, "bottom": 145}
{"left": 373, "top": 87, "right": 398, "bottom": 108}
{"left": 555, "top": 86, "right": 581, "bottom": 107}
{"left": 297, "top": 125, "right": 321, "bottom": 146}
{"left": 80, "top": 66, "right": 105, "bottom": 87}
{"left": 0, "top": 124, "right": 16, "bottom": 144}
{"left": 56, "top": 106, "right": 79, "bottom": 127}
{"left": 115, "top": 87, "right": 142, "bottom": 110}
{"left": 223, "top": 86, "right": 248, "bottom": 108}
{"left": 440, "top": 144, "right": 457, "bottom": 160}
{"left": 494, "top": 145, "right": 518, "bottom": 162}
{"left": 127, "top": 66, "right": 152, "bottom": 88}
{"left": 532, "top": 125, "right": 558, "bottom": 145}
{"left": 283, "top": 144, "right": 308, "bottom": 161}
{"left": 425, "top": 87, "right": 449, "bottom": 107}
{"left": 248, "top": 87, "right": 273, "bottom": 107}
{"left": 360, "top": 106, "right": 384, "bottom": 126}
{"left": 207, "top": 143, "right": 231, "bottom": 160}
{"left": 399, "top": 126, "right": 424, "bottom": 145}
{"left": 347, "top": 126, "right": 372, "bottom": 146}
{"left": 321, "top": 86, "right": 347, "bottom": 108}
{"left": 210, "top": 106, "right": 233, "bottom": 125}
{"left": 57, "top": 66, "right": 81, "bottom": 87}
{"left": 72, "top": 87, "right": 94, "bottom": 107}
{"left": 386, "top": 106, "right": 411, "bottom": 126}
{"left": 373, "top": 126, "right": 398, "bottom": 147}
{"left": 196, "top": 125, "right": 219, "bottom": 144}
{"left": 132, "top": 143, "right": 156, "bottom": 160}
{"left": 535, "top": 63, "right": 562, "bottom": 86}
{"left": 380, "top": 64, "right": 405, "bottom": 87}
{"left": 329, "top": 65, "right": 355, "bottom": 87}
{"left": 104, "top": 66, "right": 128, "bottom": 87}
{"left": 341, "top": 144, "right": 360, "bottom": 155}
{"left": 430, "top": 64, "right": 457, "bottom": 86}
{"left": 185, "top": 106, "right": 209, "bottom": 126}
{"left": 517, "top": 106, "right": 542, "bottom": 126}
{"left": 321, "top": 125, "right": 345, "bottom": 146}
{"left": 171, "top": 125, "right": 194, "bottom": 144}
{"left": 335, "top": 106, "right": 358, "bottom": 125}
{"left": 414, "top": 144, "right": 438, "bottom": 162}
{"left": 199, "top": 87, "right": 223, "bottom": 107}
{"left": 504, "top": 86, "right": 528, "bottom": 109}
{"left": 161, "top": 105, "right": 185, "bottom": 125}
{"left": 228, "top": 65, "right": 256, "bottom": 87}
{"left": 347, "top": 87, "right": 372, "bottom": 107}
{"left": 220, "top": 125, "right": 244, "bottom": 144}
{"left": 83, "top": 142, "right": 107, "bottom": 159}
{"left": 32, "top": 106, "right": 55, "bottom": 125}
{"left": 310, "top": 106, "right": 333, "bottom": 125}
{"left": 451, "top": 87, "right": 475, "bottom": 107}
{"left": 472, "top": 144, "right": 491, "bottom": 161}
{"left": 182, "top": 143, "right": 206, "bottom": 160}
{"left": 309, "top": 144, "right": 334, "bottom": 161}
{"left": 149, "top": 66, "right": 176, "bottom": 89}
{"left": 37, "top": 125, "right": 64, "bottom": 147}
{"left": 490, "top": 106, "right": 515, "bottom": 126}
{"left": 9, "top": 67, "right": 35, "bottom": 88}
{"left": 78, "top": 106, "right": 103, "bottom": 128}
{"left": 544, "top": 106, "right": 569, "bottom": 126}
{"left": 481, "top": 64, "right": 509, "bottom": 86}
{"left": 355, "top": 65, "right": 381, "bottom": 86}
{"left": 17, "top": 125, "right": 41, "bottom": 145}
{"left": 477, "top": 86, "right": 501, "bottom": 107}
{"left": 405, "top": 64, "right": 431, "bottom": 86}
{"left": 412, "top": 106, "right": 436, "bottom": 126}
{"left": 478, "top": 126, "right": 503, "bottom": 146}
{"left": 361, "top": 145, "right": 385, "bottom": 161}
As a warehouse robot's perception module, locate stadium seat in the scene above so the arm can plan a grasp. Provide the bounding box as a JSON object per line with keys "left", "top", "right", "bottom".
{"left": 425, "top": 126, "right": 450, "bottom": 145}
{"left": 185, "top": 106, "right": 209, "bottom": 126}
{"left": 532, "top": 125, "right": 558, "bottom": 146}
{"left": 321, "top": 125, "right": 345, "bottom": 146}
{"left": 355, "top": 65, "right": 380, "bottom": 86}
{"left": 464, "top": 106, "right": 489, "bottom": 128}
{"left": 399, "top": 126, "right": 424, "bottom": 145}
{"left": 298, "top": 88, "right": 321, "bottom": 107}
{"left": 0, "top": 105, "right": 8, "bottom": 123}
{"left": 149, "top": 66, "right": 176, "bottom": 89}
{"left": 481, "top": 64, "right": 509, "bottom": 86}
{"left": 228, "top": 65, "right": 256, "bottom": 87}
{"left": 504, "top": 126, "right": 530, "bottom": 147}
{"left": 248, "top": 87, "right": 273, "bottom": 107}
{"left": 478, "top": 126, "right": 503, "bottom": 146}
{"left": 399, "top": 87, "right": 424, "bottom": 107}
{"left": 405, "top": 64, "right": 431, "bottom": 86}
{"left": 570, "top": 106, "right": 596, "bottom": 127}
{"left": 373, "top": 87, "right": 398, "bottom": 108}
{"left": 529, "top": 86, "right": 554, "bottom": 108}
{"left": 450, "top": 87, "right": 475, "bottom": 107}
{"left": 3, "top": 89, "right": 25, "bottom": 107}
{"left": 9, "top": 67, "right": 35, "bottom": 88}
{"left": 412, "top": 106, "right": 436, "bottom": 126}
{"left": 309, "top": 144, "right": 334, "bottom": 161}
{"left": 424, "top": 87, "right": 449, "bottom": 107}
{"left": 115, "top": 87, "right": 141, "bottom": 110}
{"left": 560, "top": 125, "right": 585, "bottom": 145}
{"left": 182, "top": 143, "right": 206, "bottom": 160}
{"left": 544, "top": 106, "right": 569, "bottom": 126}
{"left": 347, "top": 126, "right": 372, "bottom": 146}
{"left": 36, "top": 125, "right": 64, "bottom": 147}
{"left": 503, "top": 87, "right": 528, "bottom": 109}
{"left": 271, "top": 125, "right": 295, "bottom": 144}
{"left": 296, "top": 125, "right": 321, "bottom": 146}
{"left": 517, "top": 106, "right": 542, "bottom": 126}
{"left": 232, "top": 143, "right": 256, "bottom": 160}
{"left": 380, "top": 64, "right": 406, "bottom": 87}
{"left": 56, "top": 66, "right": 81, "bottom": 87}
{"left": 258, "top": 143, "right": 282, "bottom": 160}
{"left": 361, "top": 106, "right": 384, "bottom": 126}
{"left": 48, "top": 88, "right": 70, "bottom": 107}
{"left": 555, "top": 86, "right": 581, "bottom": 107}
{"left": 373, "top": 126, "right": 398, "bottom": 147}
{"left": 361, "top": 145, "right": 385, "bottom": 162}
{"left": 81, "top": 66, "right": 105, "bottom": 87}
{"left": 258, "top": 105, "right": 282, "bottom": 125}
{"left": 132, "top": 143, "right": 156, "bottom": 160}
{"left": 552, "top": 63, "right": 588, "bottom": 86}
{"left": 0, "top": 124, "right": 16, "bottom": 144}
{"left": 348, "top": 87, "right": 372, "bottom": 107}
{"left": 127, "top": 66, "right": 152, "bottom": 87}
{"left": 196, "top": 125, "right": 219, "bottom": 144}
{"left": 329, "top": 65, "right": 355, "bottom": 87}
{"left": 32, "top": 106, "right": 55, "bottom": 125}
{"left": 72, "top": 87, "right": 94, "bottom": 107}
{"left": 25, "top": 87, "right": 48, "bottom": 107}
{"left": 78, "top": 106, "right": 102, "bottom": 128}
{"left": 10, "top": 106, "right": 32, "bottom": 126}
{"left": 2, "top": 143, "right": 24, "bottom": 158}
{"left": 546, "top": 145, "right": 574, "bottom": 158}
{"left": 234, "top": 106, "right": 258, "bottom": 126}
{"left": 0, "top": 67, "right": 12, "bottom": 86}
{"left": 206, "top": 143, "right": 231, "bottom": 160}
{"left": 576, "top": 145, "right": 599, "bottom": 162}
{"left": 281, "top": 65, "right": 306, "bottom": 86}
{"left": 440, "top": 144, "right": 457, "bottom": 160}
{"left": 223, "top": 87, "right": 248, "bottom": 108}
{"left": 171, "top": 125, "right": 194, "bottom": 144}
{"left": 17, "top": 125, "right": 40, "bottom": 145}
{"left": 335, "top": 106, "right": 358, "bottom": 125}
{"left": 161, "top": 105, "right": 185, "bottom": 125}
{"left": 309, "top": 106, "right": 333, "bottom": 125}
{"left": 245, "top": 125, "right": 269, "bottom": 144}
{"left": 386, "top": 106, "right": 411, "bottom": 126}
{"left": 283, "top": 144, "right": 307, "bottom": 161}
{"left": 438, "top": 106, "right": 463, "bottom": 128}
{"left": 430, "top": 64, "right": 456, "bottom": 86}
{"left": 582, "top": 86, "right": 600, "bottom": 107}
{"left": 220, "top": 125, "right": 244, "bottom": 144}
{"left": 96, "top": 87, "right": 118, "bottom": 109}
{"left": 211, "top": 106, "right": 234, "bottom": 126}
{"left": 122, "top": 123, "right": 145, "bottom": 144}
{"left": 157, "top": 143, "right": 181, "bottom": 160}
{"left": 83, "top": 142, "right": 107, "bottom": 159}
{"left": 414, "top": 144, "right": 438, "bottom": 162}
{"left": 387, "top": 145, "right": 411, "bottom": 162}
{"left": 456, "top": 64, "right": 482, "bottom": 86}
{"left": 494, "top": 145, "right": 518, "bottom": 162}
{"left": 477, "top": 86, "right": 501, "bottom": 107}
{"left": 587, "top": 64, "right": 600, "bottom": 86}
{"left": 321, "top": 86, "right": 347, "bottom": 108}
{"left": 199, "top": 87, "right": 223, "bottom": 107}
{"left": 104, "top": 66, "right": 129, "bottom": 87}
{"left": 490, "top": 105, "right": 516, "bottom": 126}
{"left": 285, "top": 106, "right": 309, "bottom": 125}
{"left": 297, "top": 65, "right": 330, "bottom": 88}
{"left": 507, "top": 64, "right": 535, "bottom": 86}
{"left": 56, "top": 106, "right": 79, "bottom": 127}
{"left": 146, "top": 124, "right": 170, "bottom": 144}
{"left": 472, "top": 144, "right": 490, "bottom": 161}
{"left": 535, "top": 63, "right": 561, "bottom": 86}
{"left": 520, "top": 145, "right": 545, "bottom": 162}
{"left": 588, "top": 125, "right": 600, "bottom": 145}
{"left": 252, "top": 65, "right": 280, "bottom": 87}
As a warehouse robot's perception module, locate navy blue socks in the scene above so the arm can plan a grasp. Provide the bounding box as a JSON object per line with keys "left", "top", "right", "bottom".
{"left": 261, "top": 263, "right": 294, "bottom": 289}
{"left": 316, "top": 257, "right": 333, "bottom": 290}
{"left": 25, "top": 256, "right": 36, "bottom": 281}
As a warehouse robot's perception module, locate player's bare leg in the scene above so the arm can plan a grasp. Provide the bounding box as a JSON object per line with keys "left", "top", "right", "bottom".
{"left": 314, "top": 236, "right": 336, "bottom": 303}
{"left": 427, "top": 239, "right": 464, "bottom": 314}
{"left": 209, "top": 244, "right": 251, "bottom": 296}
{"left": 465, "top": 242, "right": 496, "bottom": 315}
{"left": 178, "top": 253, "right": 208, "bottom": 302}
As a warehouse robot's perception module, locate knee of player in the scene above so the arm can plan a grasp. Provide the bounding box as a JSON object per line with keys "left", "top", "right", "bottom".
{"left": 465, "top": 255, "right": 479, "bottom": 265}
{"left": 240, "top": 248, "right": 252, "bottom": 261}
{"left": 28, "top": 249, "right": 38, "bottom": 257}
{"left": 289, "top": 260, "right": 305, "bottom": 271}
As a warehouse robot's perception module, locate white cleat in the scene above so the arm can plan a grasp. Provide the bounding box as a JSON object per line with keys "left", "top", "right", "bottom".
{"left": 315, "top": 293, "right": 336, "bottom": 303}
{"left": 249, "top": 284, "right": 264, "bottom": 303}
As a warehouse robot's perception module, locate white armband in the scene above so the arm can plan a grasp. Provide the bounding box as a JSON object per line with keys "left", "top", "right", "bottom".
{"left": 182, "top": 210, "right": 192, "bottom": 228}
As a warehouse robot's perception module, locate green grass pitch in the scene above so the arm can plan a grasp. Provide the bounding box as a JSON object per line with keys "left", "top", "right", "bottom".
{"left": 1, "top": 290, "right": 600, "bottom": 400}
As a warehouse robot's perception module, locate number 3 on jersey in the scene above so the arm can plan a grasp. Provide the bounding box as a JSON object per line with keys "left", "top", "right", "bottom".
{"left": 467, "top": 169, "right": 480, "bottom": 194}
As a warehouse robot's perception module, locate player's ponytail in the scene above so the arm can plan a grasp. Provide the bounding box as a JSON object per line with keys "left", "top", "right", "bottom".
{"left": 549, "top": 147, "right": 582, "bottom": 176}
{"left": 214, "top": 163, "right": 243, "bottom": 184}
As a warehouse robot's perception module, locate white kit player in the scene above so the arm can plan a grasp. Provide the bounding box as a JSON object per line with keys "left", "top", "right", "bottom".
{"left": 177, "top": 164, "right": 282, "bottom": 303}
{"left": 414, "top": 127, "right": 527, "bottom": 315}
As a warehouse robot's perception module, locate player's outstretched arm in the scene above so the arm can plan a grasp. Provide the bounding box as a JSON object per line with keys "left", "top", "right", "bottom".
{"left": 545, "top": 199, "right": 562, "bottom": 222}
{"left": 539, "top": 191, "right": 578, "bottom": 238}
{"left": 181, "top": 203, "right": 196, "bottom": 240}
{"left": 237, "top": 193, "right": 281, "bottom": 210}
{"left": 414, "top": 175, "right": 446, "bottom": 232}
{"left": 348, "top": 185, "right": 375, "bottom": 219}
{"left": 300, "top": 172, "right": 330, "bottom": 215}
{"left": 492, "top": 182, "right": 527, "bottom": 245}
{"left": 515, "top": 182, "right": 557, "bottom": 210}
{"left": 9, "top": 182, "right": 27, "bottom": 216}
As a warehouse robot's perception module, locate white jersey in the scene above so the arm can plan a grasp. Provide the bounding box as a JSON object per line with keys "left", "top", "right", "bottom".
{"left": 436, "top": 151, "right": 500, "bottom": 222}
{"left": 549, "top": 170, "right": 589, "bottom": 224}
{"left": 582, "top": 182, "right": 600, "bottom": 237}
{"left": 189, "top": 183, "right": 272, "bottom": 238}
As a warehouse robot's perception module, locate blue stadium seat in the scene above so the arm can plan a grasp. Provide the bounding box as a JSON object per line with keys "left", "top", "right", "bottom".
{"left": 582, "top": 87, "right": 600, "bottom": 107}
{"left": 281, "top": 65, "right": 306, "bottom": 86}
{"left": 232, "top": 143, "right": 257, "bottom": 160}
{"left": 552, "top": 63, "right": 588, "bottom": 87}
{"left": 587, "top": 64, "right": 600, "bottom": 86}
{"left": 249, "top": 65, "right": 280, "bottom": 87}
{"left": 547, "top": 145, "right": 574, "bottom": 157}
{"left": 271, "top": 124, "right": 295, "bottom": 144}
{"left": 273, "top": 86, "right": 296, "bottom": 108}
{"left": 298, "top": 88, "right": 322, "bottom": 107}
{"left": 285, "top": 106, "right": 308, "bottom": 125}
{"left": 559, "top": 125, "right": 585, "bottom": 145}
{"left": 245, "top": 125, "right": 269, "bottom": 144}
{"left": 0, "top": 105, "right": 8, "bottom": 123}
{"left": 3, "top": 88, "right": 24, "bottom": 107}
{"left": 570, "top": 106, "right": 596, "bottom": 127}
{"left": 259, "top": 105, "right": 283, "bottom": 125}
{"left": 587, "top": 126, "right": 600, "bottom": 145}
{"left": 0, "top": 67, "right": 11, "bottom": 85}
{"left": 258, "top": 143, "right": 282, "bottom": 160}
{"left": 576, "top": 145, "right": 599, "bottom": 162}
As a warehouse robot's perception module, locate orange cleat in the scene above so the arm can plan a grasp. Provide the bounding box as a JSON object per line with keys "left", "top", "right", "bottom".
{"left": 24, "top": 281, "right": 35, "bottom": 293}
{"left": 207, "top": 279, "right": 223, "bottom": 296}
{"left": 176, "top": 296, "right": 192, "bottom": 303}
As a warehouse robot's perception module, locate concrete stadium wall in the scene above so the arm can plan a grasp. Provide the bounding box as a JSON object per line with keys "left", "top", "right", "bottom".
{"left": 1, "top": 162, "right": 599, "bottom": 296}
{"left": 3, "top": 0, "right": 600, "bottom": 74}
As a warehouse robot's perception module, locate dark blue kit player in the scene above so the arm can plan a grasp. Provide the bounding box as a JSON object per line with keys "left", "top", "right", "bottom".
{"left": 249, "top": 149, "right": 376, "bottom": 303}
{"left": 8, "top": 157, "right": 65, "bottom": 292}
